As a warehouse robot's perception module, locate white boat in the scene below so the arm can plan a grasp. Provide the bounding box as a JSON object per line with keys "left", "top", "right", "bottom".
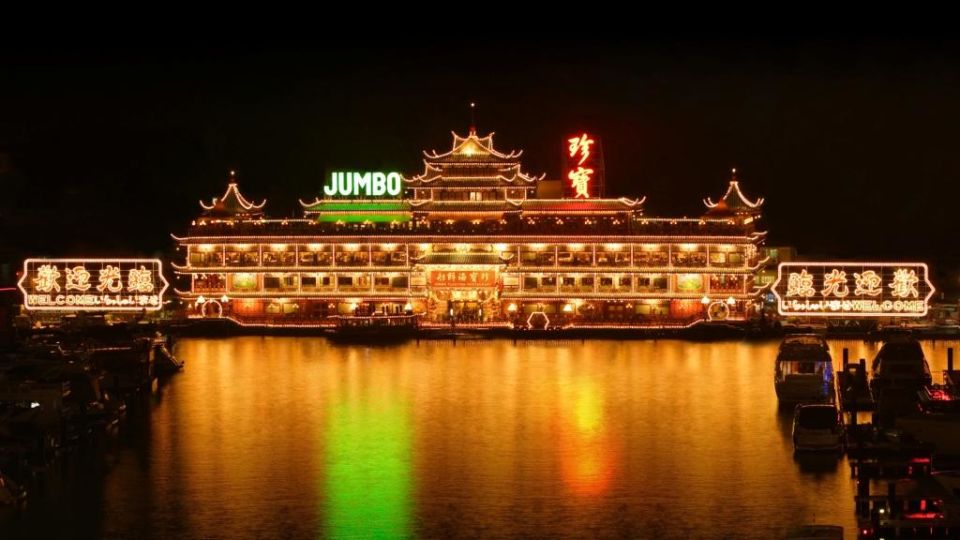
{"left": 793, "top": 403, "right": 843, "bottom": 452}
{"left": 775, "top": 334, "right": 834, "bottom": 404}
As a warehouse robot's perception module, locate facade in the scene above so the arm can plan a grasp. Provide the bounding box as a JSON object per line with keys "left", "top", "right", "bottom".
{"left": 172, "top": 128, "right": 770, "bottom": 327}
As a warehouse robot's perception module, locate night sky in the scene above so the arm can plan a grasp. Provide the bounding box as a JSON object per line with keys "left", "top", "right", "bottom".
{"left": 2, "top": 38, "right": 958, "bottom": 291}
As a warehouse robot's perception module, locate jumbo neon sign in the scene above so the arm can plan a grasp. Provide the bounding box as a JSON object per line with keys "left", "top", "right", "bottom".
{"left": 323, "top": 171, "right": 403, "bottom": 198}
{"left": 772, "top": 262, "right": 934, "bottom": 317}
{"left": 18, "top": 258, "right": 169, "bottom": 312}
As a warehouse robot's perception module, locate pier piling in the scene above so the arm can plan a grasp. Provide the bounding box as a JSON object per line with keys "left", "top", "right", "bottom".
{"left": 887, "top": 482, "right": 897, "bottom": 517}
{"left": 856, "top": 477, "right": 870, "bottom": 517}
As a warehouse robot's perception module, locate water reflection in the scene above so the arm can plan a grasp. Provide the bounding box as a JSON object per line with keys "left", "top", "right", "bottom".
{"left": 793, "top": 453, "right": 842, "bottom": 475}
{"left": 0, "top": 337, "right": 956, "bottom": 539}
{"left": 558, "top": 376, "right": 615, "bottom": 496}
{"left": 324, "top": 358, "right": 412, "bottom": 539}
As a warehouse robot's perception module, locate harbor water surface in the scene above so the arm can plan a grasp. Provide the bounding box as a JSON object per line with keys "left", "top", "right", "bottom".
{"left": 3, "top": 337, "right": 958, "bottom": 539}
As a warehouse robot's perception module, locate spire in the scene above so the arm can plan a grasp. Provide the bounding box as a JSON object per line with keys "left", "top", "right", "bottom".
{"left": 198, "top": 169, "right": 266, "bottom": 218}
{"left": 702, "top": 167, "right": 764, "bottom": 215}
{"left": 468, "top": 102, "right": 477, "bottom": 136}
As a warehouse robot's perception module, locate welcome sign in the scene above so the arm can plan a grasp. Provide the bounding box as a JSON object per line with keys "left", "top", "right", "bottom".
{"left": 18, "top": 258, "right": 169, "bottom": 312}
{"left": 772, "top": 262, "right": 934, "bottom": 317}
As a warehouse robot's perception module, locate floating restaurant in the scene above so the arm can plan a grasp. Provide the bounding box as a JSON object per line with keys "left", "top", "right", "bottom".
{"left": 171, "top": 126, "right": 771, "bottom": 328}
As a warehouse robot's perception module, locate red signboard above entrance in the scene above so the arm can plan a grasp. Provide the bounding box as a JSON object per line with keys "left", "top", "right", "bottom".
{"left": 428, "top": 270, "right": 497, "bottom": 288}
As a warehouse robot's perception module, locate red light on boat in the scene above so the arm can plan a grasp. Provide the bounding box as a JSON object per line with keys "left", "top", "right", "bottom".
{"left": 928, "top": 388, "right": 952, "bottom": 401}
{"left": 902, "top": 511, "right": 941, "bottom": 519}
{"left": 910, "top": 457, "right": 932, "bottom": 464}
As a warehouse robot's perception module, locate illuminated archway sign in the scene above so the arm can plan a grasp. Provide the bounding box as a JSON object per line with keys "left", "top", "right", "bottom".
{"left": 323, "top": 171, "right": 403, "bottom": 198}
{"left": 18, "top": 258, "right": 169, "bottom": 312}
{"left": 771, "top": 262, "right": 934, "bottom": 317}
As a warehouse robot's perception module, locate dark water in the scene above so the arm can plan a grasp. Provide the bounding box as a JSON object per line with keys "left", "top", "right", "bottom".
{"left": 1, "top": 338, "right": 957, "bottom": 539}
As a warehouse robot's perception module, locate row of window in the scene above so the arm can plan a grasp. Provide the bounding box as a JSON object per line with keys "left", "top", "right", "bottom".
{"left": 519, "top": 275, "right": 670, "bottom": 293}
{"left": 195, "top": 273, "right": 410, "bottom": 292}
{"left": 517, "top": 274, "right": 746, "bottom": 294}
{"left": 193, "top": 271, "right": 747, "bottom": 294}
{"left": 190, "top": 247, "right": 748, "bottom": 268}
{"left": 190, "top": 250, "right": 409, "bottom": 267}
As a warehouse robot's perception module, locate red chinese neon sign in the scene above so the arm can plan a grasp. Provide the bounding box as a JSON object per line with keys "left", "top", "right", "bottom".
{"left": 564, "top": 132, "right": 603, "bottom": 199}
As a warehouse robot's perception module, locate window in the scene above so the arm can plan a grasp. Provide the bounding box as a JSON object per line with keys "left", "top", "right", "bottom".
{"left": 524, "top": 277, "right": 539, "bottom": 289}
{"left": 264, "top": 276, "right": 281, "bottom": 290}
{"left": 302, "top": 275, "right": 317, "bottom": 288}
{"left": 262, "top": 252, "right": 279, "bottom": 266}
{"left": 574, "top": 253, "right": 592, "bottom": 266}
{"left": 636, "top": 275, "right": 668, "bottom": 292}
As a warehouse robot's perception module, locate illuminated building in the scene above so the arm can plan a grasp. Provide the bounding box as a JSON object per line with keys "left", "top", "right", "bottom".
{"left": 172, "top": 130, "right": 769, "bottom": 327}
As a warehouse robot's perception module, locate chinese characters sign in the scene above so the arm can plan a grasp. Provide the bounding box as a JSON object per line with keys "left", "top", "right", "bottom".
{"left": 18, "top": 259, "right": 169, "bottom": 311}
{"left": 564, "top": 132, "right": 604, "bottom": 199}
{"left": 772, "top": 262, "right": 934, "bottom": 317}
{"left": 428, "top": 270, "right": 497, "bottom": 288}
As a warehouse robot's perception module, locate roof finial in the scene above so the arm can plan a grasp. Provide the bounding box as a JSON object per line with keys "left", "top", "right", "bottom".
{"left": 469, "top": 102, "right": 476, "bottom": 136}
{"left": 731, "top": 167, "right": 738, "bottom": 181}
{"left": 229, "top": 169, "right": 237, "bottom": 183}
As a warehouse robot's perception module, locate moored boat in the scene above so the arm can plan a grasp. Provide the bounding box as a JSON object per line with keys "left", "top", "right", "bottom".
{"left": 327, "top": 313, "right": 420, "bottom": 343}
{"left": 775, "top": 334, "right": 834, "bottom": 404}
{"left": 870, "top": 336, "right": 932, "bottom": 401}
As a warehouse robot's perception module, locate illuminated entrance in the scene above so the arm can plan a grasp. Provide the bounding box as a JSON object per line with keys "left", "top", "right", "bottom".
{"left": 424, "top": 266, "right": 500, "bottom": 323}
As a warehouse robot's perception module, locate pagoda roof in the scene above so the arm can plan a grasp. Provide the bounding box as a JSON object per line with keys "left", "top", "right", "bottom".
{"left": 423, "top": 129, "right": 522, "bottom": 161}
{"left": 199, "top": 172, "right": 266, "bottom": 218}
{"left": 703, "top": 169, "right": 764, "bottom": 215}
{"left": 406, "top": 163, "right": 542, "bottom": 185}
{"left": 417, "top": 253, "right": 506, "bottom": 265}
{"left": 298, "top": 196, "right": 645, "bottom": 220}
{"left": 298, "top": 199, "right": 412, "bottom": 223}
{"left": 411, "top": 200, "right": 520, "bottom": 213}
{"left": 405, "top": 128, "right": 546, "bottom": 185}
{"left": 519, "top": 197, "right": 645, "bottom": 213}
{"left": 300, "top": 199, "right": 411, "bottom": 212}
